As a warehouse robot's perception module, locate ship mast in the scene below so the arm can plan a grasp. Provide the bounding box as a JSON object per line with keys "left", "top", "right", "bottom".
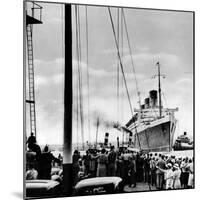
{"left": 156, "top": 62, "right": 162, "bottom": 118}
{"left": 63, "top": 3, "right": 73, "bottom": 195}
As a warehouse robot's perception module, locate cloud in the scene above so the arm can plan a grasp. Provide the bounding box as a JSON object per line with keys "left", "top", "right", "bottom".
{"left": 136, "top": 46, "right": 150, "bottom": 52}
{"left": 35, "top": 75, "right": 48, "bottom": 88}
{"left": 123, "top": 52, "right": 181, "bottom": 74}
{"left": 176, "top": 77, "right": 193, "bottom": 86}
{"left": 52, "top": 73, "right": 64, "bottom": 84}
{"left": 34, "top": 58, "right": 64, "bottom": 77}
{"left": 102, "top": 47, "right": 129, "bottom": 55}
{"left": 34, "top": 58, "right": 64, "bottom": 99}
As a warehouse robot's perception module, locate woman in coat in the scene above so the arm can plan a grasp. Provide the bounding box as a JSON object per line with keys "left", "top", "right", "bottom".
{"left": 156, "top": 163, "right": 174, "bottom": 189}
{"left": 72, "top": 150, "right": 81, "bottom": 185}
{"left": 173, "top": 163, "right": 181, "bottom": 189}
{"left": 128, "top": 156, "right": 137, "bottom": 188}
{"left": 96, "top": 149, "right": 108, "bottom": 177}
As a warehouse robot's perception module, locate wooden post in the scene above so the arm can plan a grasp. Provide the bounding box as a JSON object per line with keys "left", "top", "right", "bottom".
{"left": 63, "top": 3, "right": 73, "bottom": 196}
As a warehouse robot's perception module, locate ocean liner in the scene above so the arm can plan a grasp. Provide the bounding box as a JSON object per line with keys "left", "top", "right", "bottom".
{"left": 125, "top": 62, "right": 178, "bottom": 152}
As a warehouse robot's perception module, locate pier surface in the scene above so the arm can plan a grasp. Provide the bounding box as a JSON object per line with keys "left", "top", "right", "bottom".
{"left": 124, "top": 183, "right": 157, "bottom": 192}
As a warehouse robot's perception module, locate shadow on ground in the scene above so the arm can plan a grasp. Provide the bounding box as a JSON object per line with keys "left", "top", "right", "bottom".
{"left": 124, "top": 182, "right": 157, "bottom": 192}
{"left": 12, "top": 192, "right": 23, "bottom": 199}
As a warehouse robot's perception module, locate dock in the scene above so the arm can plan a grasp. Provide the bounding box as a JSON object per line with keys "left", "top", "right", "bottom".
{"left": 124, "top": 183, "right": 157, "bottom": 192}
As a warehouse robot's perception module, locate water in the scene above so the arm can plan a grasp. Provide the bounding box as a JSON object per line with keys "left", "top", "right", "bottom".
{"left": 161, "top": 150, "right": 193, "bottom": 158}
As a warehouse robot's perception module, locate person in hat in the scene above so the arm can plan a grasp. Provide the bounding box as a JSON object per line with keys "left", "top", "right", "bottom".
{"left": 72, "top": 149, "right": 81, "bottom": 185}
{"left": 82, "top": 150, "right": 90, "bottom": 176}
{"left": 37, "top": 145, "right": 61, "bottom": 180}
{"left": 180, "top": 157, "right": 189, "bottom": 188}
{"left": 128, "top": 156, "right": 137, "bottom": 188}
{"left": 156, "top": 163, "right": 174, "bottom": 189}
{"left": 26, "top": 163, "right": 38, "bottom": 180}
{"left": 156, "top": 155, "right": 166, "bottom": 189}
{"left": 173, "top": 163, "right": 181, "bottom": 189}
{"left": 107, "top": 145, "right": 117, "bottom": 176}
{"left": 149, "top": 157, "right": 157, "bottom": 186}
{"left": 116, "top": 154, "right": 125, "bottom": 184}
{"left": 96, "top": 148, "right": 108, "bottom": 177}
{"left": 187, "top": 158, "right": 194, "bottom": 188}
{"left": 26, "top": 132, "right": 36, "bottom": 151}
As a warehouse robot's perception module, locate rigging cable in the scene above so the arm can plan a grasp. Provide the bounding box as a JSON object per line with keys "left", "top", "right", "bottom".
{"left": 162, "top": 91, "right": 168, "bottom": 109}
{"left": 122, "top": 9, "right": 141, "bottom": 108}
{"left": 85, "top": 6, "right": 91, "bottom": 144}
{"left": 108, "top": 7, "right": 133, "bottom": 116}
{"left": 75, "top": 5, "right": 84, "bottom": 149}
{"left": 77, "top": 6, "right": 85, "bottom": 149}
{"left": 75, "top": 6, "right": 80, "bottom": 148}
{"left": 108, "top": 7, "right": 141, "bottom": 150}
{"left": 122, "top": 9, "right": 152, "bottom": 153}
{"left": 120, "top": 8, "right": 124, "bottom": 123}
{"left": 117, "top": 7, "right": 120, "bottom": 126}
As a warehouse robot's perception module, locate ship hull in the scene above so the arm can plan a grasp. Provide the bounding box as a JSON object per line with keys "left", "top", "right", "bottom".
{"left": 134, "top": 121, "right": 171, "bottom": 152}
{"left": 128, "top": 116, "right": 177, "bottom": 152}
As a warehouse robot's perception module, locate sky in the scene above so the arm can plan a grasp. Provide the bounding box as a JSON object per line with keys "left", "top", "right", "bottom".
{"left": 26, "top": 2, "right": 193, "bottom": 145}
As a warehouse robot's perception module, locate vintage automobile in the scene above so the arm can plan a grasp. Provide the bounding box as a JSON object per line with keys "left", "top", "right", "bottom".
{"left": 74, "top": 177, "right": 123, "bottom": 196}
{"left": 26, "top": 179, "right": 61, "bottom": 198}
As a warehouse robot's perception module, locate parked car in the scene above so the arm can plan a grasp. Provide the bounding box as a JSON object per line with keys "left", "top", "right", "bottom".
{"left": 74, "top": 177, "right": 123, "bottom": 196}
{"left": 26, "top": 179, "right": 61, "bottom": 198}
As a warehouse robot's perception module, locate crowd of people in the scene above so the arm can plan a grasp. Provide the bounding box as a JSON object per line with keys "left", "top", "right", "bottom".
{"left": 72, "top": 146, "right": 194, "bottom": 190}
{"left": 26, "top": 133, "right": 62, "bottom": 180}
{"left": 26, "top": 134, "right": 194, "bottom": 191}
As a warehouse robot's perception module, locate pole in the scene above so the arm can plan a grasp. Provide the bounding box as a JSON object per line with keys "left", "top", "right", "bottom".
{"left": 63, "top": 3, "right": 73, "bottom": 196}
{"left": 122, "top": 130, "right": 124, "bottom": 147}
{"left": 157, "top": 62, "right": 162, "bottom": 118}
{"left": 117, "top": 137, "right": 119, "bottom": 148}
{"left": 95, "top": 117, "right": 99, "bottom": 148}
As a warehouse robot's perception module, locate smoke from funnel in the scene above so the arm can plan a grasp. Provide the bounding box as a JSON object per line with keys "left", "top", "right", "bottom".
{"left": 91, "top": 110, "right": 120, "bottom": 130}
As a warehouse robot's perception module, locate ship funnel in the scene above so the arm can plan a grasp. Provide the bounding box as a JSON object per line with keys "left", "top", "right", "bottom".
{"left": 149, "top": 90, "right": 158, "bottom": 108}
{"left": 144, "top": 98, "right": 150, "bottom": 109}
{"left": 128, "top": 132, "right": 133, "bottom": 145}
{"left": 104, "top": 132, "right": 109, "bottom": 147}
{"left": 117, "top": 137, "right": 119, "bottom": 148}
{"left": 141, "top": 104, "right": 145, "bottom": 109}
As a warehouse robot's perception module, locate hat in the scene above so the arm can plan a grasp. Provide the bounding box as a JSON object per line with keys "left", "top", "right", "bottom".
{"left": 167, "top": 163, "right": 172, "bottom": 168}
{"left": 174, "top": 163, "right": 179, "bottom": 169}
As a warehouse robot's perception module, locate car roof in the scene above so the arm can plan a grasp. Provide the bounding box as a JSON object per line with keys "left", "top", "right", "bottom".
{"left": 26, "top": 180, "right": 60, "bottom": 189}
{"left": 75, "top": 177, "right": 122, "bottom": 189}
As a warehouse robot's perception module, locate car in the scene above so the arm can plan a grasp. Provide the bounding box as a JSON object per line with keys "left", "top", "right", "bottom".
{"left": 74, "top": 176, "right": 123, "bottom": 196}
{"left": 26, "top": 179, "right": 61, "bottom": 198}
